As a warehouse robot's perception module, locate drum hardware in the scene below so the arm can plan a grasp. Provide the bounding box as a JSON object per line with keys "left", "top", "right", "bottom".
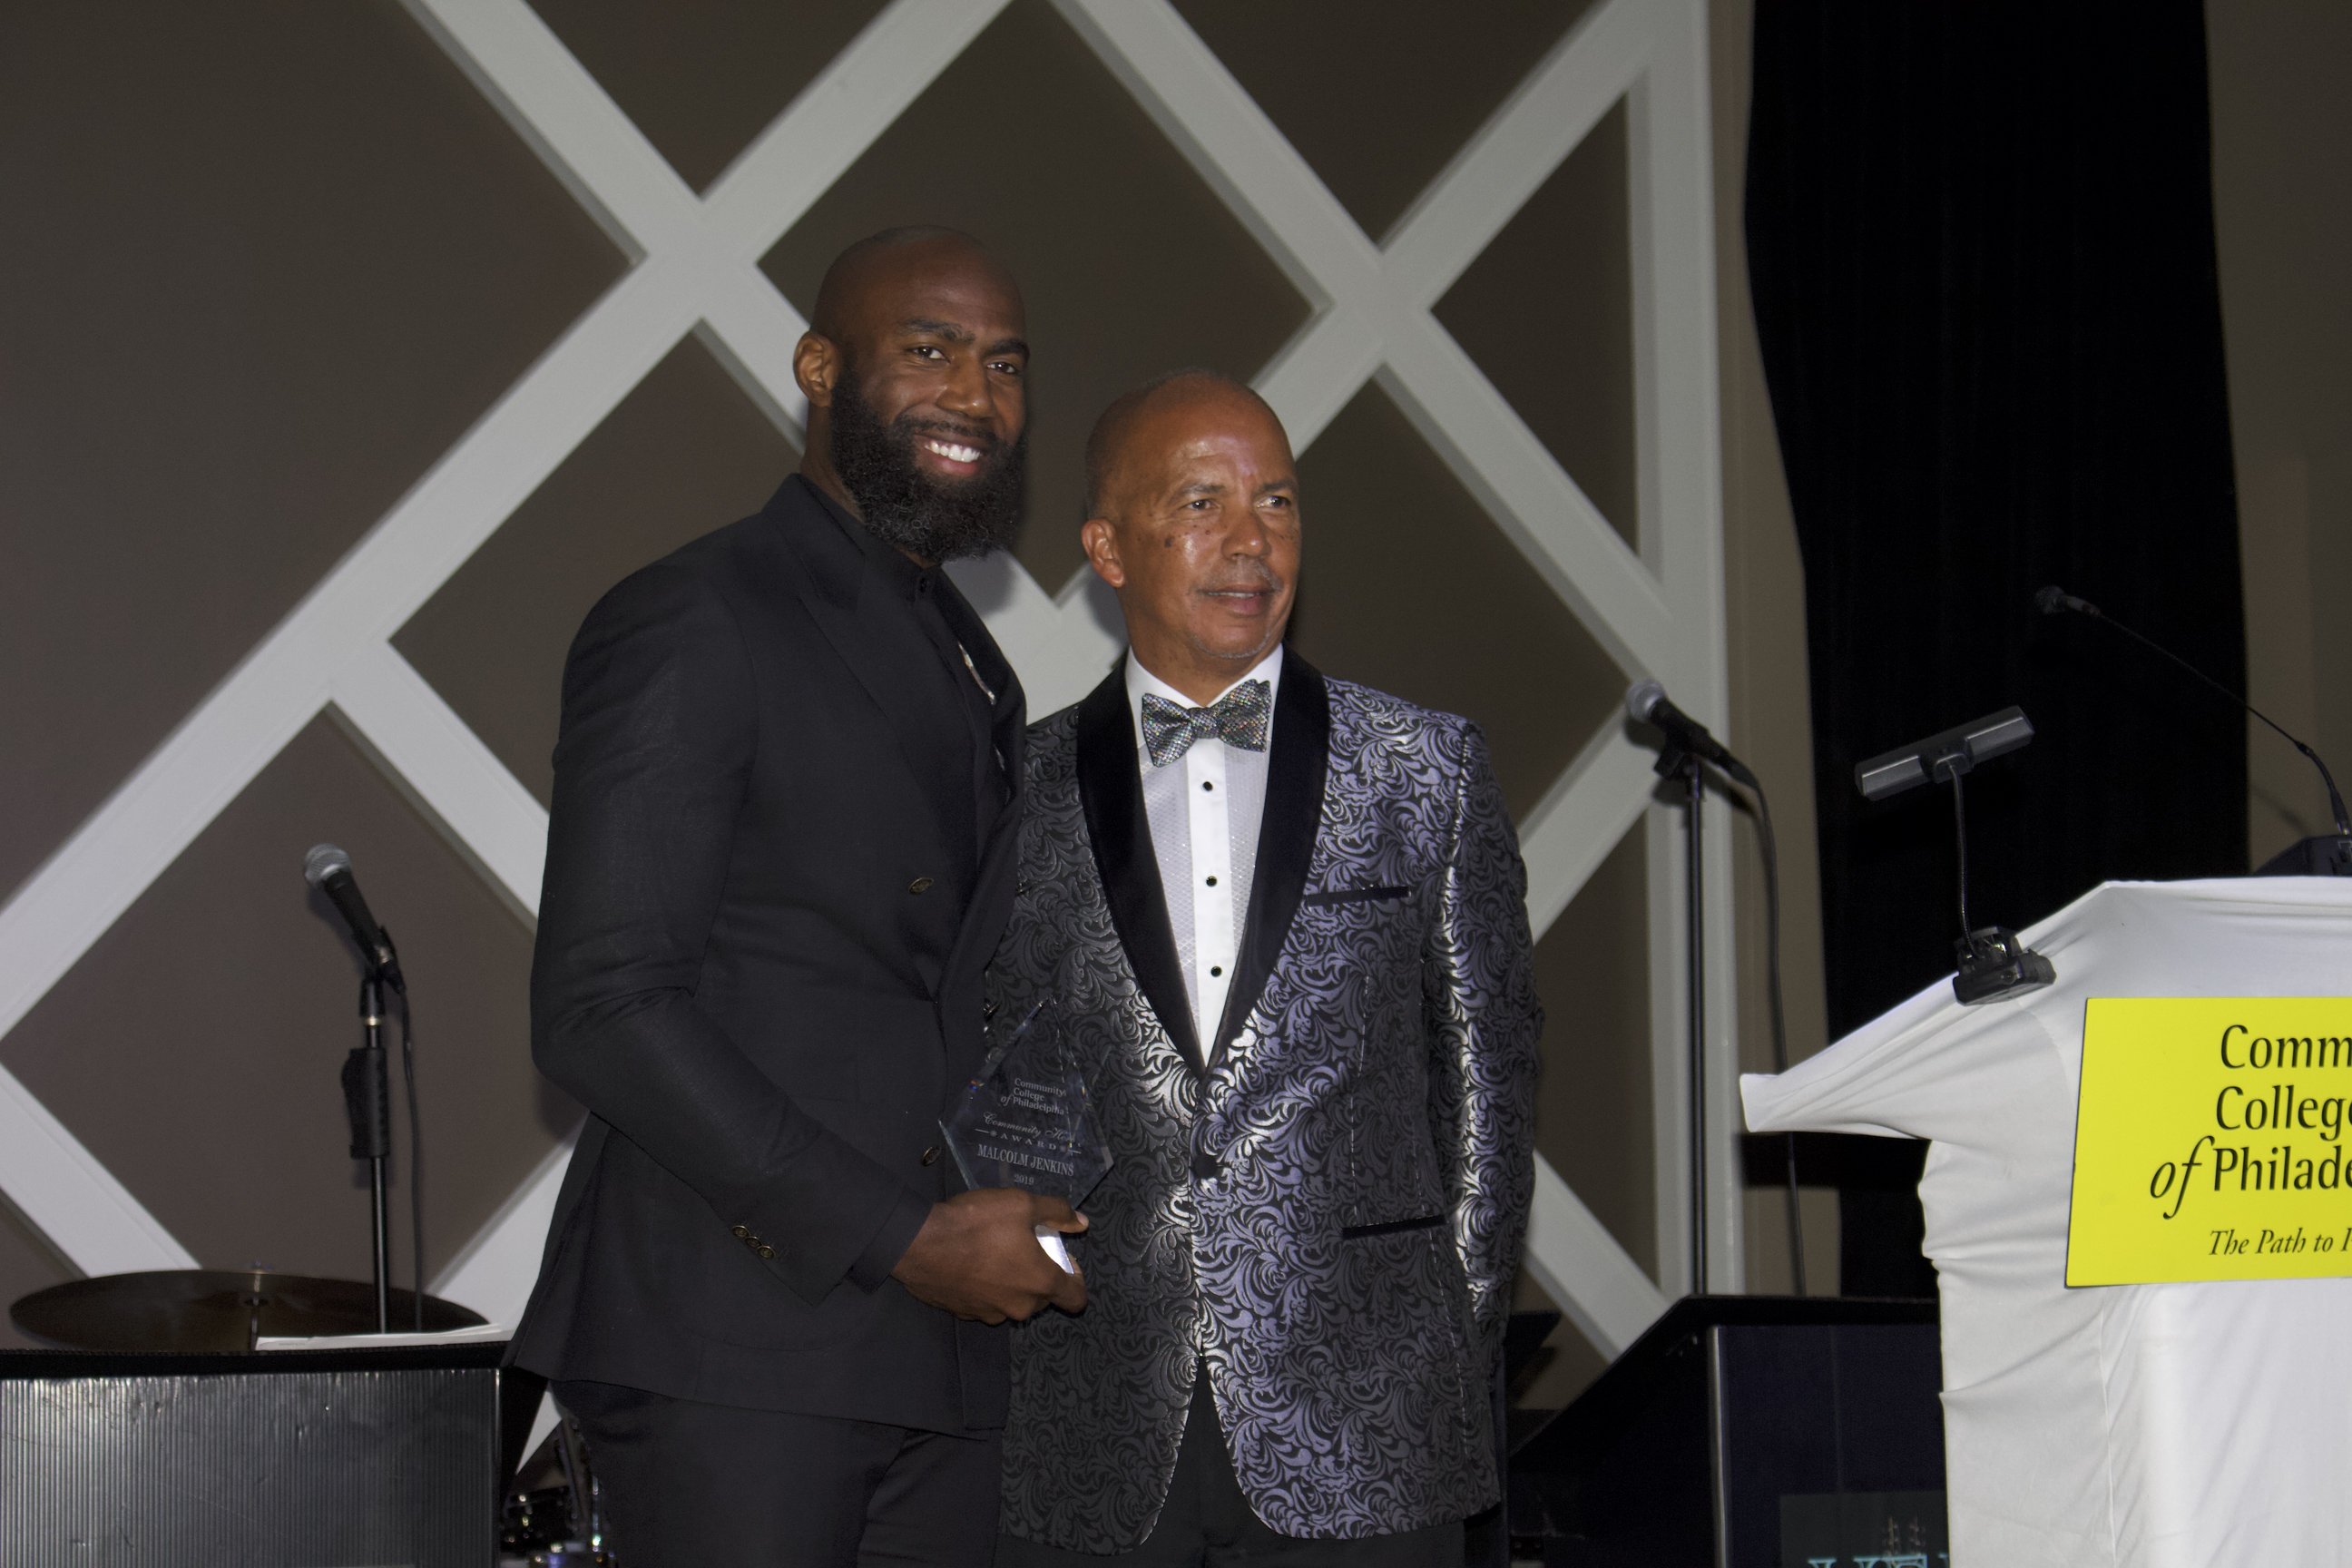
{"left": 8, "top": 1269, "right": 485, "bottom": 1354}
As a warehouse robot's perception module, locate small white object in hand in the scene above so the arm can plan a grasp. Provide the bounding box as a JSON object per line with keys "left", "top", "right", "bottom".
{"left": 1034, "top": 1225, "right": 1074, "bottom": 1273}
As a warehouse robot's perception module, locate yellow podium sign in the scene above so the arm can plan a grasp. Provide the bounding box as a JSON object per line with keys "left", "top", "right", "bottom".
{"left": 2068, "top": 997, "right": 2352, "bottom": 1286}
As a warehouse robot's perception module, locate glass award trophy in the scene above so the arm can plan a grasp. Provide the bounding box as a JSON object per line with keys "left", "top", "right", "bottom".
{"left": 938, "top": 1000, "right": 1112, "bottom": 1271}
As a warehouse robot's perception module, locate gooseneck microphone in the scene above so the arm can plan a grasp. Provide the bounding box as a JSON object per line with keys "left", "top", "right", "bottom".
{"left": 2036, "top": 586, "right": 2352, "bottom": 838}
{"left": 304, "top": 843, "right": 407, "bottom": 991}
{"left": 1624, "top": 680, "right": 1758, "bottom": 786}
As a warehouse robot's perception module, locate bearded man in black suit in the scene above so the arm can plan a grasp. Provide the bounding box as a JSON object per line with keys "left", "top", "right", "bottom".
{"left": 509, "top": 228, "right": 1086, "bottom": 1567}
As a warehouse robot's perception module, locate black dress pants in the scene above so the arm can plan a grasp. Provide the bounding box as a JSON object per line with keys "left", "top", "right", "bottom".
{"left": 554, "top": 1379, "right": 1002, "bottom": 1567}
{"left": 995, "top": 1375, "right": 1465, "bottom": 1566}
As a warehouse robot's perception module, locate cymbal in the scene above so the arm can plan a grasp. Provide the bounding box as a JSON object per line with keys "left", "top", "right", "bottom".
{"left": 9, "top": 1269, "right": 487, "bottom": 1354}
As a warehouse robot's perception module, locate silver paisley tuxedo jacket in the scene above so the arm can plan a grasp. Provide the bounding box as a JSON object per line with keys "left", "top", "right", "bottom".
{"left": 990, "top": 655, "right": 1542, "bottom": 1549}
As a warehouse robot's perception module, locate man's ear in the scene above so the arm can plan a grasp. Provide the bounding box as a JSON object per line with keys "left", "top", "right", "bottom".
{"left": 1080, "top": 517, "right": 1126, "bottom": 589}
{"left": 794, "top": 331, "right": 838, "bottom": 409}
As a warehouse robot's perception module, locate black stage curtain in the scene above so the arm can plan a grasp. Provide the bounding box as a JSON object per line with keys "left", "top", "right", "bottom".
{"left": 1744, "top": 3, "right": 2245, "bottom": 1293}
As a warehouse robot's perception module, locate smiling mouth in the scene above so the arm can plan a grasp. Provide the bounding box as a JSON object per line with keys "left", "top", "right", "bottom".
{"left": 920, "top": 436, "right": 986, "bottom": 466}
{"left": 1202, "top": 583, "right": 1280, "bottom": 610}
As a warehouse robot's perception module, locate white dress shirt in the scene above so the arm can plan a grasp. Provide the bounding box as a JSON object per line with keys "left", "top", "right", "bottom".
{"left": 1126, "top": 645, "right": 1284, "bottom": 1051}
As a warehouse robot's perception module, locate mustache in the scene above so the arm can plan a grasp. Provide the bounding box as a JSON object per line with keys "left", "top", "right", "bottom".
{"left": 1200, "top": 564, "right": 1283, "bottom": 593}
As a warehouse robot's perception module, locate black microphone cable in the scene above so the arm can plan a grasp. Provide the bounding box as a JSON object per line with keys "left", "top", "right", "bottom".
{"left": 361, "top": 920, "right": 426, "bottom": 1332}
{"left": 1745, "top": 773, "right": 1807, "bottom": 1298}
{"left": 399, "top": 979, "right": 423, "bottom": 1332}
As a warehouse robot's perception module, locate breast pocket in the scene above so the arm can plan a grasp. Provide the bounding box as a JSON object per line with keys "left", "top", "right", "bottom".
{"left": 1340, "top": 1212, "right": 1445, "bottom": 1240}
{"left": 1297, "top": 883, "right": 1423, "bottom": 988}
{"left": 1298, "top": 884, "right": 1411, "bottom": 908}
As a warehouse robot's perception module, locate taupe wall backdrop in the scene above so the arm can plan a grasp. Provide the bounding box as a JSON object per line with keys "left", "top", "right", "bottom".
{"left": 1707, "top": 0, "right": 1835, "bottom": 1306}
{"left": 2208, "top": 0, "right": 2352, "bottom": 870}
{"left": 3, "top": 0, "right": 1780, "bottom": 1405}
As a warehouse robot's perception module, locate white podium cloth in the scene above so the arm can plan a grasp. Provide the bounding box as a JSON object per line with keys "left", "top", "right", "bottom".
{"left": 1742, "top": 878, "right": 2352, "bottom": 1568}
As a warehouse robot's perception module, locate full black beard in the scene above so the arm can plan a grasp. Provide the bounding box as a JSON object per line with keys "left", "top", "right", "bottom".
{"left": 828, "top": 363, "right": 1028, "bottom": 563}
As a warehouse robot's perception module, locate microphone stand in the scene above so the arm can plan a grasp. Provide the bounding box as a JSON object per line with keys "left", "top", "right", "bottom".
{"left": 340, "top": 956, "right": 397, "bottom": 1334}
{"left": 1653, "top": 740, "right": 1710, "bottom": 1295}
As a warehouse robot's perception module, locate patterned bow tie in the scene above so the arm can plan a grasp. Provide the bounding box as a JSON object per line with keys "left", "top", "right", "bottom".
{"left": 1141, "top": 681, "right": 1272, "bottom": 768}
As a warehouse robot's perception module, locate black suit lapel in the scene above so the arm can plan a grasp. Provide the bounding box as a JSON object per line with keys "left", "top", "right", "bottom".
{"left": 1210, "top": 654, "right": 1329, "bottom": 1064}
{"left": 768, "top": 485, "right": 971, "bottom": 857}
{"left": 930, "top": 570, "right": 1021, "bottom": 832}
{"left": 1075, "top": 663, "right": 1204, "bottom": 1074}
{"left": 936, "top": 584, "right": 1026, "bottom": 1077}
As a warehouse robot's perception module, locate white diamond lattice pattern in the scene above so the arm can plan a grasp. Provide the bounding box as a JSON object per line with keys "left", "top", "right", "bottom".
{"left": 0, "top": 0, "right": 1738, "bottom": 1364}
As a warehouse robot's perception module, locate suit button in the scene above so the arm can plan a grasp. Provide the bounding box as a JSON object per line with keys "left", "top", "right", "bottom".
{"left": 908, "top": 877, "right": 935, "bottom": 894}
{"left": 921, "top": 1145, "right": 942, "bottom": 1167}
{"left": 757, "top": 1244, "right": 775, "bottom": 1259}
{"left": 1191, "top": 1150, "right": 1221, "bottom": 1182}
{"left": 730, "top": 1224, "right": 749, "bottom": 1240}
{"left": 984, "top": 1000, "right": 999, "bottom": 1019}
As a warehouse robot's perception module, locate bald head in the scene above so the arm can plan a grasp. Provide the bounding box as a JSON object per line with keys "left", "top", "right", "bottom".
{"left": 1084, "top": 368, "right": 1279, "bottom": 522}
{"left": 808, "top": 226, "right": 1019, "bottom": 342}
{"left": 1079, "top": 368, "right": 1301, "bottom": 703}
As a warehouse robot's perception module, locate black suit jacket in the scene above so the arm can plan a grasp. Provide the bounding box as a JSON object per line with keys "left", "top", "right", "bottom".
{"left": 509, "top": 476, "right": 1024, "bottom": 1434}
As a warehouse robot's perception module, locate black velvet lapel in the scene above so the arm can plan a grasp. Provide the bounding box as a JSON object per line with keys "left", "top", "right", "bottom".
{"left": 1210, "top": 654, "right": 1328, "bottom": 1066}
{"left": 1074, "top": 663, "right": 1204, "bottom": 1075}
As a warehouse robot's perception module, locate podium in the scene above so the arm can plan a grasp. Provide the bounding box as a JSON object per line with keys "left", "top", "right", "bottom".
{"left": 1507, "top": 1295, "right": 1944, "bottom": 1566}
{"left": 1743, "top": 877, "right": 2352, "bottom": 1567}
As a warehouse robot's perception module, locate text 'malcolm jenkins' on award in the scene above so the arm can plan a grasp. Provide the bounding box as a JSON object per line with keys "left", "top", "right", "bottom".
{"left": 940, "top": 1000, "right": 1112, "bottom": 1270}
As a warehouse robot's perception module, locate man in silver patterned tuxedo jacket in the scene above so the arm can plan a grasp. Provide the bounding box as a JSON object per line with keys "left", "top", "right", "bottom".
{"left": 990, "top": 370, "right": 1543, "bottom": 1565}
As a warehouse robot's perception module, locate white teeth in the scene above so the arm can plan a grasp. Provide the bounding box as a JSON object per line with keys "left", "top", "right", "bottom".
{"left": 925, "top": 439, "right": 981, "bottom": 464}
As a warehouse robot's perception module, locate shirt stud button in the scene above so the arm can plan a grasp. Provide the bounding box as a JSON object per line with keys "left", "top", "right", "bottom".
{"left": 1205, "top": 875, "right": 1218, "bottom": 887}
{"left": 908, "top": 877, "right": 935, "bottom": 894}
{"left": 1210, "top": 965, "right": 1223, "bottom": 977}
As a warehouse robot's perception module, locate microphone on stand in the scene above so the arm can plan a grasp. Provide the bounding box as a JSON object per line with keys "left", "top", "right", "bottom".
{"left": 304, "top": 844, "right": 406, "bottom": 990}
{"left": 303, "top": 842, "right": 421, "bottom": 1332}
{"left": 2035, "top": 587, "right": 2352, "bottom": 874}
{"left": 1622, "top": 679, "right": 1808, "bottom": 1295}
{"left": 1625, "top": 680, "right": 1759, "bottom": 786}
